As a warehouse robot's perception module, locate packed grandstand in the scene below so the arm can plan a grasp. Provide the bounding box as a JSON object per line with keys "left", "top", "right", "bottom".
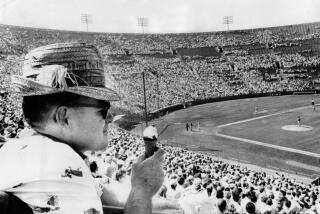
{"left": 0, "top": 22, "right": 320, "bottom": 213}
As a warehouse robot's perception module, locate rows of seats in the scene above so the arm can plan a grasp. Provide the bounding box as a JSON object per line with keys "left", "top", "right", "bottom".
{"left": 0, "top": 23, "right": 320, "bottom": 133}
{"left": 86, "top": 126, "right": 320, "bottom": 214}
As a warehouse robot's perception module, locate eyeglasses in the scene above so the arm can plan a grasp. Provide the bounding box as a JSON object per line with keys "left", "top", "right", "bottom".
{"left": 65, "top": 102, "right": 111, "bottom": 120}
{"left": 98, "top": 108, "right": 109, "bottom": 120}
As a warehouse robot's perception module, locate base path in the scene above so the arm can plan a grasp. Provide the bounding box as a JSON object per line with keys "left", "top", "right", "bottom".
{"left": 216, "top": 105, "right": 320, "bottom": 158}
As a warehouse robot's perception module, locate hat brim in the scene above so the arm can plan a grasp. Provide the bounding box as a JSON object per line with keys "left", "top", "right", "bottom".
{"left": 11, "top": 75, "right": 121, "bottom": 101}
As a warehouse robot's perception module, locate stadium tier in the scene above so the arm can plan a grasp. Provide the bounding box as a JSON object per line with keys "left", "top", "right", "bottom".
{"left": 1, "top": 22, "right": 320, "bottom": 116}
{"left": 91, "top": 125, "right": 320, "bottom": 214}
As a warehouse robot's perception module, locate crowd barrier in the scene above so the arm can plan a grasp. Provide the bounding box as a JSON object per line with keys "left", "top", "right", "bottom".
{"left": 103, "top": 206, "right": 124, "bottom": 214}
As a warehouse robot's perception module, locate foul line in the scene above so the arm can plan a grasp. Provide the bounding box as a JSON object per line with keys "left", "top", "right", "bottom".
{"left": 215, "top": 105, "right": 320, "bottom": 158}
{"left": 218, "top": 105, "right": 310, "bottom": 128}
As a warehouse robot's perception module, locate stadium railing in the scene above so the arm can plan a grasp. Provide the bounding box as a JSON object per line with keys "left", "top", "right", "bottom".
{"left": 293, "top": 90, "right": 318, "bottom": 95}
{"left": 103, "top": 206, "right": 124, "bottom": 214}
{"left": 0, "top": 197, "right": 169, "bottom": 214}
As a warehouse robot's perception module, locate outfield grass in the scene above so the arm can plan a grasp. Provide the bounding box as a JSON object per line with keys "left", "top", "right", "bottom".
{"left": 220, "top": 107, "right": 320, "bottom": 154}
{"left": 152, "top": 95, "right": 320, "bottom": 178}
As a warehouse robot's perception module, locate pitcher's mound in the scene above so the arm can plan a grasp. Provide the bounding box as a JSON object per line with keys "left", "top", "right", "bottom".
{"left": 282, "top": 125, "right": 313, "bottom": 132}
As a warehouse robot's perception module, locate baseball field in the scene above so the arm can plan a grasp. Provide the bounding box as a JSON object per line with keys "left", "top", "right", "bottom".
{"left": 150, "top": 94, "right": 320, "bottom": 178}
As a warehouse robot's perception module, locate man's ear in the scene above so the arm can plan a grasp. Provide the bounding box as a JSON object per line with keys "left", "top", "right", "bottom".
{"left": 54, "top": 106, "right": 69, "bottom": 127}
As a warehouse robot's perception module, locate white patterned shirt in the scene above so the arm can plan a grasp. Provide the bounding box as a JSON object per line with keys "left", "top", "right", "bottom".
{"left": 0, "top": 133, "right": 103, "bottom": 214}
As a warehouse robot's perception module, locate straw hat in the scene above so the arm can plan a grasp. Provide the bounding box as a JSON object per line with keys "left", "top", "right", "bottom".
{"left": 12, "top": 43, "right": 121, "bottom": 101}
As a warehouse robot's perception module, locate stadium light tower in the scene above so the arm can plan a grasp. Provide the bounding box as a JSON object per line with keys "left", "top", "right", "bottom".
{"left": 109, "top": 70, "right": 150, "bottom": 127}
{"left": 142, "top": 72, "right": 148, "bottom": 126}
{"left": 137, "top": 17, "right": 149, "bottom": 126}
{"left": 81, "top": 14, "right": 93, "bottom": 32}
{"left": 223, "top": 16, "right": 233, "bottom": 31}
{"left": 137, "top": 17, "right": 148, "bottom": 34}
{"left": 105, "top": 20, "right": 162, "bottom": 128}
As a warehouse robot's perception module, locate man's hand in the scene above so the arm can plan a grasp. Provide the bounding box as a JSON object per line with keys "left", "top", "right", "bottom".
{"left": 131, "top": 148, "right": 165, "bottom": 197}
{"left": 124, "top": 148, "right": 165, "bottom": 214}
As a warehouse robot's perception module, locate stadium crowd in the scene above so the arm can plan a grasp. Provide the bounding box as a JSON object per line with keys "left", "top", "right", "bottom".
{"left": 1, "top": 22, "right": 320, "bottom": 56}
{"left": 1, "top": 106, "right": 319, "bottom": 214}
{"left": 85, "top": 126, "right": 320, "bottom": 214}
{"left": 0, "top": 23, "right": 320, "bottom": 213}
{"left": 0, "top": 54, "right": 25, "bottom": 142}
{"left": 0, "top": 24, "right": 320, "bottom": 140}
{"left": 1, "top": 23, "right": 320, "bottom": 115}
{"left": 0, "top": 93, "right": 24, "bottom": 141}
{"left": 1, "top": 52, "right": 318, "bottom": 116}
{"left": 110, "top": 53, "right": 319, "bottom": 113}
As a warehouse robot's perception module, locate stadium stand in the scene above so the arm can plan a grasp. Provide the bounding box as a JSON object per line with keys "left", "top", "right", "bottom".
{"left": 1, "top": 22, "right": 320, "bottom": 116}
{"left": 86, "top": 125, "right": 320, "bottom": 214}
{"left": 0, "top": 22, "right": 320, "bottom": 213}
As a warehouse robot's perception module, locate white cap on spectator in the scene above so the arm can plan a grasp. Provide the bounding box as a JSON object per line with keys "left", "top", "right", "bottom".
{"left": 143, "top": 125, "right": 158, "bottom": 140}
{"left": 193, "top": 178, "right": 202, "bottom": 185}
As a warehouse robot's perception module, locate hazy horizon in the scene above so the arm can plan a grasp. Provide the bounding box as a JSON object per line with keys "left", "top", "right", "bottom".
{"left": 0, "top": 0, "right": 319, "bottom": 34}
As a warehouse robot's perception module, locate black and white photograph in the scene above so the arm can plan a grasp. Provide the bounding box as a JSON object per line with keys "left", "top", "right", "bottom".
{"left": 0, "top": 0, "right": 319, "bottom": 213}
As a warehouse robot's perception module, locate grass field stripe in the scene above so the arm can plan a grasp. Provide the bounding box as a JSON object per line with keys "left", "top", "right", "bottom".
{"left": 217, "top": 105, "right": 312, "bottom": 128}
{"left": 216, "top": 104, "right": 320, "bottom": 158}
{"left": 215, "top": 132, "right": 320, "bottom": 158}
{"left": 285, "top": 160, "right": 320, "bottom": 172}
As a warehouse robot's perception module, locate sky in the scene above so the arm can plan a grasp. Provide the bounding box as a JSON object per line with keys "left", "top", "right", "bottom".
{"left": 0, "top": 0, "right": 319, "bottom": 34}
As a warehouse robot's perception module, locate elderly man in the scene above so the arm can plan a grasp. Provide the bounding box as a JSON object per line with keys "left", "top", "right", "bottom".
{"left": 0, "top": 43, "right": 164, "bottom": 214}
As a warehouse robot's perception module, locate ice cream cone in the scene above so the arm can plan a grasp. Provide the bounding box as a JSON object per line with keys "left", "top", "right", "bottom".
{"left": 143, "top": 125, "right": 158, "bottom": 158}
